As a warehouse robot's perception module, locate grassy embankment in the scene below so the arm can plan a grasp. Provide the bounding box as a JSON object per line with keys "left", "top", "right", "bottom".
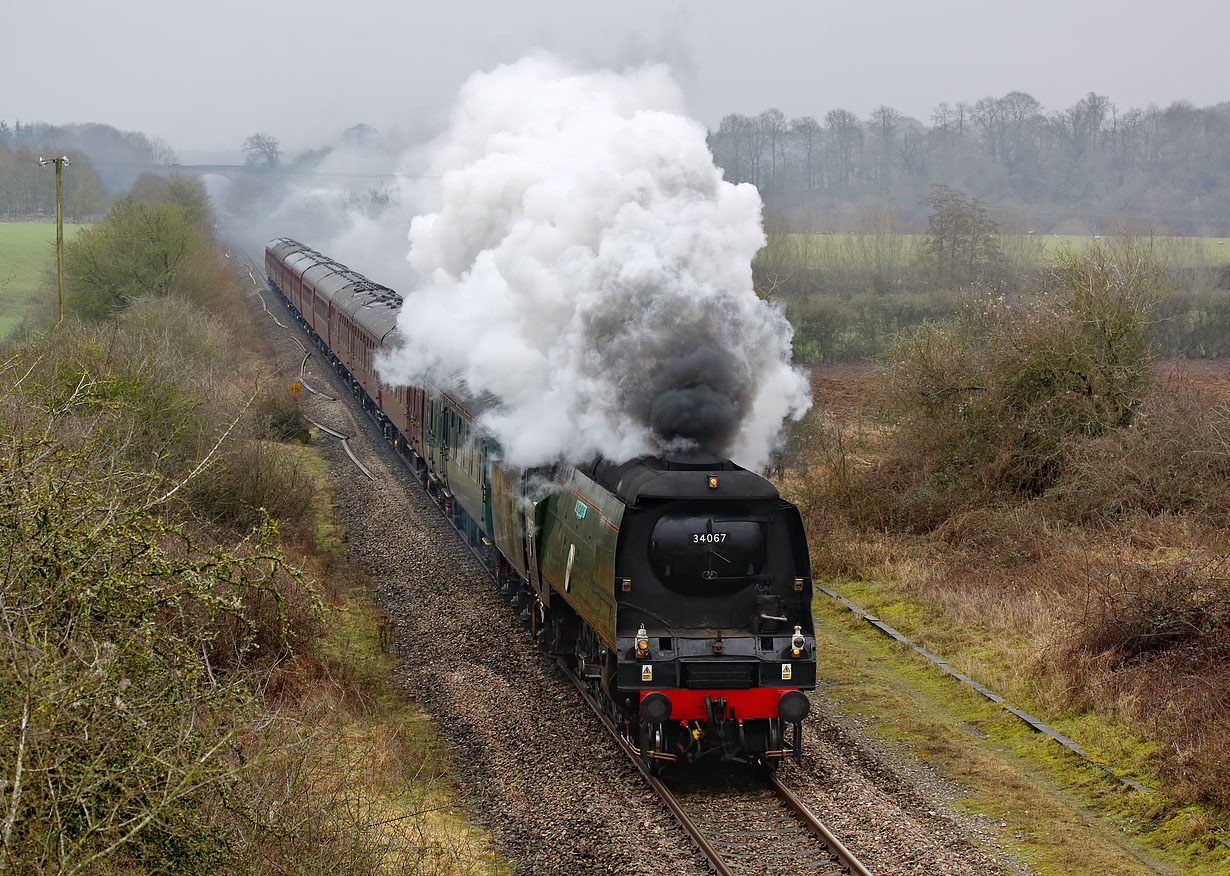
{"left": 0, "top": 184, "right": 505, "bottom": 875}
{"left": 0, "top": 221, "right": 89, "bottom": 336}
{"left": 782, "top": 237, "right": 1230, "bottom": 874}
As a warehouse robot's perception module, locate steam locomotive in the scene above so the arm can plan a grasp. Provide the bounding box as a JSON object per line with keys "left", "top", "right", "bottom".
{"left": 265, "top": 238, "right": 816, "bottom": 768}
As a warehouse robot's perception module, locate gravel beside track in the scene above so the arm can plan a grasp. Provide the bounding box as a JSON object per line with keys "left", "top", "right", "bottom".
{"left": 776, "top": 709, "right": 1024, "bottom": 875}
{"left": 242, "top": 270, "right": 1027, "bottom": 876}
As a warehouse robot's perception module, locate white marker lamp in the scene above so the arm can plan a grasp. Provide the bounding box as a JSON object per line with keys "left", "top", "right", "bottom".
{"left": 635, "top": 624, "right": 650, "bottom": 659}
{"left": 791, "top": 624, "right": 805, "bottom": 657}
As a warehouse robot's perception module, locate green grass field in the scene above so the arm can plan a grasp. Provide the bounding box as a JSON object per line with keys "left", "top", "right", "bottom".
{"left": 0, "top": 222, "right": 88, "bottom": 337}
{"left": 773, "top": 232, "right": 1230, "bottom": 266}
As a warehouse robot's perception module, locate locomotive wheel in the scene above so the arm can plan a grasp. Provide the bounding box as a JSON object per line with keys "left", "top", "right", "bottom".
{"left": 534, "top": 620, "right": 554, "bottom": 652}
{"left": 768, "top": 718, "right": 785, "bottom": 761}
{"left": 639, "top": 722, "right": 669, "bottom": 775}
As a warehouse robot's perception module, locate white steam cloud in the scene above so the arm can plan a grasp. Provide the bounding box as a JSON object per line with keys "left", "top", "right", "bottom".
{"left": 378, "top": 54, "right": 810, "bottom": 470}
{"left": 218, "top": 125, "right": 434, "bottom": 287}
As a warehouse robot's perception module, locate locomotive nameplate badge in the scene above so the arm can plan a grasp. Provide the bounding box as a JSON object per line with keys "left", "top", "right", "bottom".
{"left": 574, "top": 499, "right": 588, "bottom": 520}
{"left": 781, "top": 663, "right": 793, "bottom": 680}
{"left": 641, "top": 665, "right": 653, "bottom": 682}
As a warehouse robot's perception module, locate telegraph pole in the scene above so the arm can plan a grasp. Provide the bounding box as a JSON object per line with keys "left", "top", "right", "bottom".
{"left": 38, "top": 155, "right": 70, "bottom": 323}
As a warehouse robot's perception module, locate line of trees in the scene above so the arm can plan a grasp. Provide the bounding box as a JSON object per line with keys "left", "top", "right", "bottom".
{"left": 757, "top": 184, "right": 1230, "bottom": 364}
{"left": 0, "top": 121, "right": 179, "bottom": 219}
{"left": 709, "top": 93, "right": 1230, "bottom": 235}
{"left": 0, "top": 142, "right": 105, "bottom": 219}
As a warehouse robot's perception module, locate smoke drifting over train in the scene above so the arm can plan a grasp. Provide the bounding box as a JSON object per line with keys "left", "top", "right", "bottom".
{"left": 378, "top": 55, "right": 810, "bottom": 469}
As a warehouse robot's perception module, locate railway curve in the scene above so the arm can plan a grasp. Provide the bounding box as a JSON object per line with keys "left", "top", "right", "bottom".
{"left": 229, "top": 239, "right": 1023, "bottom": 876}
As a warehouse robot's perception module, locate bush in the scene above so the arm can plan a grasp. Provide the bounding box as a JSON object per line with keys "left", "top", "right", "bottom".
{"left": 1058, "top": 556, "right": 1230, "bottom": 805}
{"left": 63, "top": 198, "right": 210, "bottom": 319}
{"left": 118, "top": 293, "right": 233, "bottom": 366}
{"left": 2, "top": 297, "right": 316, "bottom": 541}
{"left": 0, "top": 184, "right": 489, "bottom": 873}
{"left": 866, "top": 236, "right": 1165, "bottom": 527}
{"left": 57, "top": 177, "right": 244, "bottom": 325}
{"left": 1, "top": 314, "right": 241, "bottom": 481}
{"left": 128, "top": 173, "right": 214, "bottom": 231}
{"left": 0, "top": 400, "right": 312, "bottom": 874}
{"left": 1048, "top": 388, "right": 1230, "bottom": 523}
{"left": 189, "top": 440, "right": 319, "bottom": 536}
{"left": 786, "top": 237, "right": 1230, "bottom": 813}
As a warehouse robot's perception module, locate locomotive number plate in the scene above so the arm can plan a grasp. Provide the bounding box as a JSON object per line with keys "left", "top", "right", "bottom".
{"left": 691, "top": 533, "right": 727, "bottom": 543}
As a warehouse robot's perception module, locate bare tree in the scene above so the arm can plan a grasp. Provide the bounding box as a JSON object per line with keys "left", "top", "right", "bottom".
{"left": 1051, "top": 92, "right": 1110, "bottom": 164}
{"left": 931, "top": 102, "right": 956, "bottom": 134}
{"left": 825, "top": 108, "right": 862, "bottom": 191}
{"left": 841, "top": 203, "right": 908, "bottom": 293}
{"left": 1001, "top": 91, "right": 1043, "bottom": 161}
{"left": 921, "top": 184, "right": 1002, "bottom": 288}
{"left": 713, "top": 114, "right": 755, "bottom": 183}
{"left": 790, "top": 115, "right": 822, "bottom": 191}
{"left": 869, "top": 105, "right": 902, "bottom": 142}
{"left": 242, "top": 133, "right": 281, "bottom": 168}
{"left": 149, "top": 136, "right": 179, "bottom": 166}
{"left": 868, "top": 105, "right": 903, "bottom": 185}
{"left": 758, "top": 108, "right": 787, "bottom": 193}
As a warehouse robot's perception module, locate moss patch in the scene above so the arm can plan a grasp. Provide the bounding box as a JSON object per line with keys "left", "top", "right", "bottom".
{"left": 813, "top": 583, "right": 1230, "bottom": 875}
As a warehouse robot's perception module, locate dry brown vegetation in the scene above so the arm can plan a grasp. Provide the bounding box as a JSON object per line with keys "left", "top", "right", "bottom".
{"left": 0, "top": 179, "right": 498, "bottom": 875}
{"left": 790, "top": 237, "right": 1230, "bottom": 816}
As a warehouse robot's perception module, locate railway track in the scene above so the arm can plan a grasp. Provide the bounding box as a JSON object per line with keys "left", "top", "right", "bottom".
{"left": 670, "top": 773, "right": 872, "bottom": 876}
{"left": 235, "top": 244, "right": 877, "bottom": 876}
{"left": 559, "top": 657, "right": 874, "bottom": 876}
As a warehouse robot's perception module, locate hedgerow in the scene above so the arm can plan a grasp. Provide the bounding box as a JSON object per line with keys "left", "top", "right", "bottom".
{"left": 0, "top": 177, "right": 497, "bottom": 873}
{"left": 0, "top": 377, "right": 310, "bottom": 874}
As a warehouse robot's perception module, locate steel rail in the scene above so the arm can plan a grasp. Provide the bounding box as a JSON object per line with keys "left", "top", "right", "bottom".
{"left": 769, "top": 774, "right": 875, "bottom": 876}
{"left": 303, "top": 416, "right": 376, "bottom": 482}
{"left": 250, "top": 285, "right": 287, "bottom": 328}
{"left": 283, "top": 326, "right": 337, "bottom": 401}
{"left": 295, "top": 348, "right": 336, "bottom": 400}
{"left": 556, "top": 662, "right": 739, "bottom": 876}
{"left": 287, "top": 336, "right": 740, "bottom": 875}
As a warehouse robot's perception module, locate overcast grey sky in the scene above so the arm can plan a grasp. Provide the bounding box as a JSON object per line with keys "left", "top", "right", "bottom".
{"left": 4, "top": 0, "right": 1228, "bottom": 156}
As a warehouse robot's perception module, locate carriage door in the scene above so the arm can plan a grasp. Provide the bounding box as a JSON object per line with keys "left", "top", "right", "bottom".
{"left": 481, "top": 439, "right": 494, "bottom": 536}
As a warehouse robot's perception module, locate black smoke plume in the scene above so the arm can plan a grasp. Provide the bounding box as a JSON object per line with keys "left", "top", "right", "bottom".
{"left": 636, "top": 344, "right": 747, "bottom": 453}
